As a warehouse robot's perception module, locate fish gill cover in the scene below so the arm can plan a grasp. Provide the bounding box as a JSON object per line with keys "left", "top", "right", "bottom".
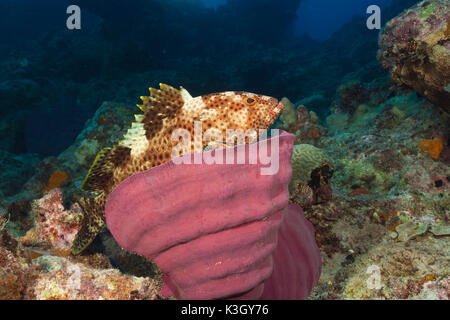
{"left": 0, "top": 0, "right": 449, "bottom": 302}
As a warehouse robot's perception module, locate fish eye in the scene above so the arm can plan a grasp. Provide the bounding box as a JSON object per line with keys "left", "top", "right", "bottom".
{"left": 244, "top": 97, "right": 257, "bottom": 106}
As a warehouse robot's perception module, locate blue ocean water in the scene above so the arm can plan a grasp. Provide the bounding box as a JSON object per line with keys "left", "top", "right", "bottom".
{"left": 0, "top": 0, "right": 419, "bottom": 158}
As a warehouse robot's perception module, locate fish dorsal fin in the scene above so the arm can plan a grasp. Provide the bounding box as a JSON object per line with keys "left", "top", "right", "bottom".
{"left": 81, "top": 145, "right": 131, "bottom": 192}
{"left": 118, "top": 114, "right": 149, "bottom": 156}
{"left": 180, "top": 86, "right": 193, "bottom": 101}
{"left": 136, "top": 83, "right": 186, "bottom": 139}
{"left": 137, "top": 83, "right": 185, "bottom": 118}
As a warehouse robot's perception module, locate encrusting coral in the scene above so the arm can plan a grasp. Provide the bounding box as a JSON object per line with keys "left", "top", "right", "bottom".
{"left": 0, "top": 189, "right": 162, "bottom": 300}
{"left": 279, "top": 97, "right": 297, "bottom": 128}
{"left": 336, "top": 81, "right": 370, "bottom": 114}
{"left": 378, "top": 0, "right": 450, "bottom": 112}
{"left": 20, "top": 188, "right": 82, "bottom": 252}
{"left": 300, "top": 38, "right": 449, "bottom": 299}
{"left": 276, "top": 99, "right": 327, "bottom": 147}
{"left": 419, "top": 137, "right": 444, "bottom": 160}
{"left": 30, "top": 256, "right": 160, "bottom": 300}
{"left": 343, "top": 240, "right": 449, "bottom": 300}
{"left": 290, "top": 144, "right": 334, "bottom": 208}
{"left": 0, "top": 244, "right": 39, "bottom": 299}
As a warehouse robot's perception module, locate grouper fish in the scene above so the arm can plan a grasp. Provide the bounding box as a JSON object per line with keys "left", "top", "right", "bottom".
{"left": 72, "top": 84, "right": 284, "bottom": 254}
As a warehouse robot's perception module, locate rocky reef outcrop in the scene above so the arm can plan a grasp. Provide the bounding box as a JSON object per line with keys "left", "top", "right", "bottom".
{"left": 0, "top": 191, "right": 161, "bottom": 300}
{"left": 1, "top": 77, "right": 449, "bottom": 300}
{"left": 305, "top": 77, "right": 450, "bottom": 300}
{"left": 378, "top": 0, "right": 450, "bottom": 112}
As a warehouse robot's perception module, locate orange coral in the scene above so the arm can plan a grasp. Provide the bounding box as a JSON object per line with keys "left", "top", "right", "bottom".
{"left": 42, "top": 171, "right": 69, "bottom": 194}
{"left": 418, "top": 138, "right": 444, "bottom": 160}
{"left": 422, "top": 274, "right": 437, "bottom": 283}
{"left": 307, "top": 128, "right": 320, "bottom": 139}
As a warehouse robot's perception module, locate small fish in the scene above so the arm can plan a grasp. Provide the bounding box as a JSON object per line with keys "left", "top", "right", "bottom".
{"left": 23, "top": 247, "right": 72, "bottom": 261}
{"left": 71, "top": 84, "right": 284, "bottom": 254}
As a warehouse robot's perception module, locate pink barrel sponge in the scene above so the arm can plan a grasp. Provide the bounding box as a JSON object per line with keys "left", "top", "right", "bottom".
{"left": 260, "top": 204, "right": 321, "bottom": 300}
{"left": 105, "top": 131, "right": 321, "bottom": 299}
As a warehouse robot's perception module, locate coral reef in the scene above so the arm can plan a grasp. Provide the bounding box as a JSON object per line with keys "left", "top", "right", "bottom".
{"left": 0, "top": 0, "right": 448, "bottom": 302}
{"left": 276, "top": 100, "right": 328, "bottom": 147}
{"left": 336, "top": 81, "right": 370, "bottom": 114}
{"left": 290, "top": 144, "right": 334, "bottom": 208}
{"left": 378, "top": 0, "right": 450, "bottom": 112}
{"left": 0, "top": 189, "right": 162, "bottom": 300}
{"left": 0, "top": 217, "right": 39, "bottom": 299}
{"left": 279, "top": 97, "right": 297, "bottom": 129}
{"left": 1, "top": 78, "right": 447, "bottom": 300}
{"left": 301, "top": 76, "right": 449, "bottom": 300}
{"left": 20, "top": 188, "right": 82, "bottom": 252}
{"left": 0, "top": 244, "right": 39, "bottom": 299}
{"left": 30, "top": 256, "right": 160, "bottom": 300}
{"left": 0, "top": 101, "right": 137, "bottom": 238}
{"left": 343, "top": 240, "right": 449, "bottom": 299}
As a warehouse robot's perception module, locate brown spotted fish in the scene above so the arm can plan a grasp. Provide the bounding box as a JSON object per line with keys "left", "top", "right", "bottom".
{"left": 72, "top": 84, "right": 284, "bottom": 254}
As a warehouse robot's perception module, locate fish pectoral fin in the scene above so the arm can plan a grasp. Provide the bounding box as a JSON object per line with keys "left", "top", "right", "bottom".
{"left": 81, "top": 145, "right": 131, "bottom": 193}
{"left": 71, "top": 194, "right": 106, "bottom": 255}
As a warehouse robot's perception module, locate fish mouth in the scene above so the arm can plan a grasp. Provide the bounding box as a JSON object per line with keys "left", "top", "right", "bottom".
{"left": 265, "top": 100, "right": 284, "bottom": 127}
{"left": 272, "top": 100, "right": 284, "bottom": 116}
